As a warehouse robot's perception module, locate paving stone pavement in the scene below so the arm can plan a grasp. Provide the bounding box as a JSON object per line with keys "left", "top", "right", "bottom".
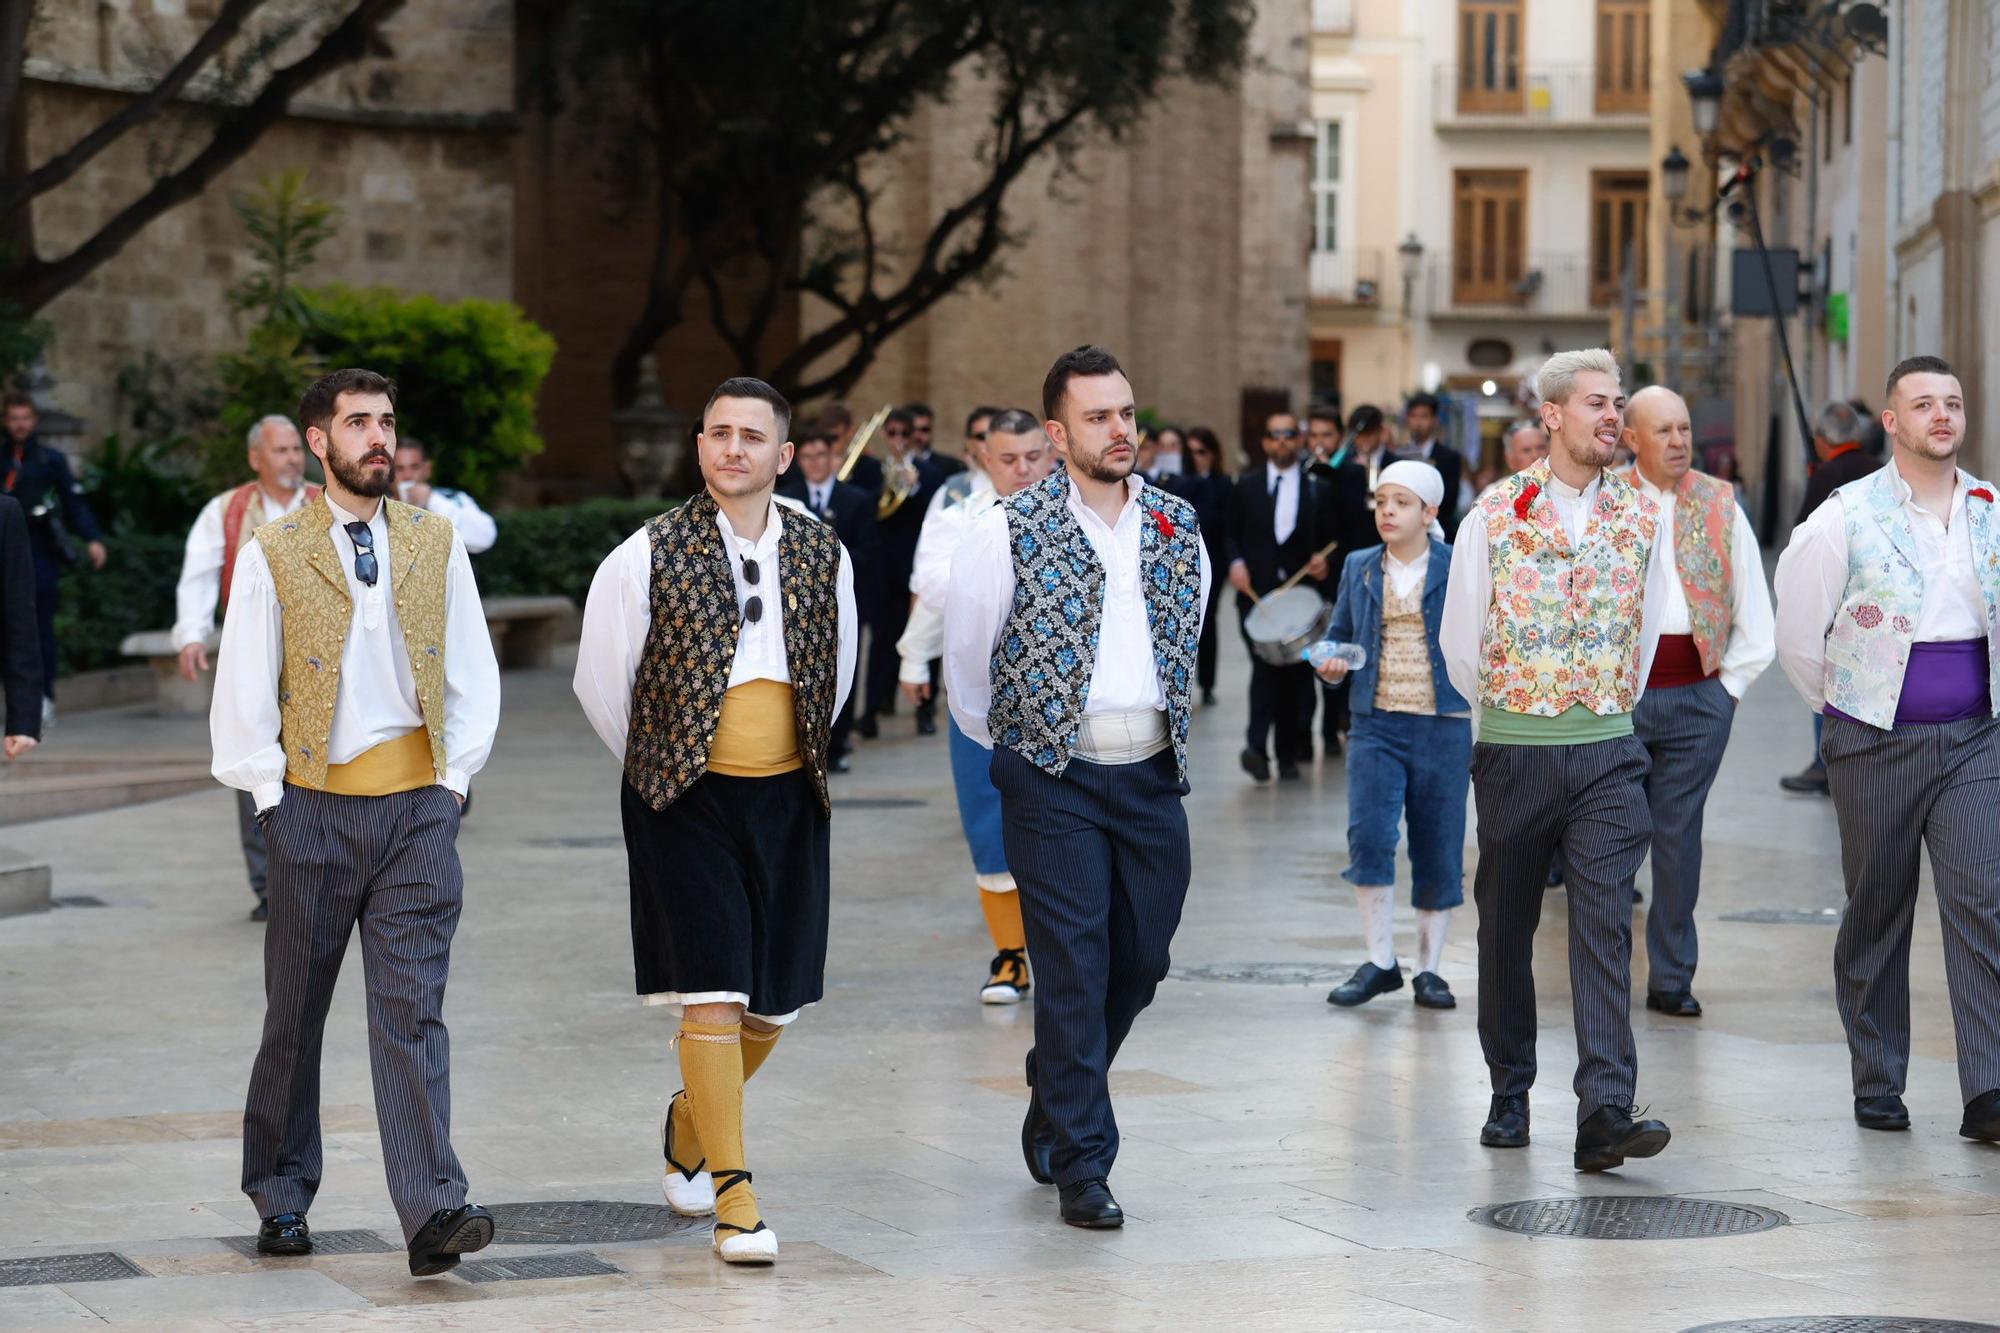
{"left": 3, "top": 646, "right": 1998, "bottom": 1332}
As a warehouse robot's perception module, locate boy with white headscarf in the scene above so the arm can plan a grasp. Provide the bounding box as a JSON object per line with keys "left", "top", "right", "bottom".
{"left": 1314, "top": 460, "right": 1469, "bottom": 1009}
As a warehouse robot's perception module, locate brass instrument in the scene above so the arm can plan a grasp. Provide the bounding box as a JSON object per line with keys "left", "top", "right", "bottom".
{"left": 835, "top": 404, "right": 893, "bottom": 483}
{"left": 831, "top": 403, "right": 923, "bottom": 519}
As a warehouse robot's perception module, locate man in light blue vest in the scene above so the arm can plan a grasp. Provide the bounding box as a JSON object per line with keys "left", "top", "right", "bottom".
{"left": 943, "top": 345, "right": 1210, "bottom": 1230}
{"left": 1775, "top": 355, "right": 2000, "bottom": 1142}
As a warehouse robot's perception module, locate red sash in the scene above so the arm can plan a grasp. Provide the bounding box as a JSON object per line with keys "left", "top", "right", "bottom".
{"left": 220, "top": 483, "right": 320, "bottom": 611}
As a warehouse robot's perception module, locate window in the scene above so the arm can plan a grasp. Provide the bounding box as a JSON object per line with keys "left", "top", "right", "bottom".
{"left": 1589, "top": 170, "right": 1649, "bottom": 308}
{"left": 1457, "top": 1, "right": 1524, "bottom": 114}
{"left": 1452, "top": 168, "right": 1527, "bottom": 304}
{"left": 1594, "top": 1, "right": 1649, "bottom": 114}
{"left": 1310, "top": 121, "right": 1340, "bottom": 254}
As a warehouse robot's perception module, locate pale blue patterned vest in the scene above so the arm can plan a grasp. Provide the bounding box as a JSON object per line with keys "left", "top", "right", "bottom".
{"left": 989, "top": 470, "right": 1202, "bottom": 781}
{"left": 1823, "top": 464, "right": 2000, "bottom": 727}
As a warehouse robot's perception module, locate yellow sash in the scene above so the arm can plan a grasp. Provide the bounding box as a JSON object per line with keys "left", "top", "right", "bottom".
{"left": 320, "top": 727, "right": 438, "bottom": 797}
{"left": 706, "top": 679, "right": 802, "bottom": 777}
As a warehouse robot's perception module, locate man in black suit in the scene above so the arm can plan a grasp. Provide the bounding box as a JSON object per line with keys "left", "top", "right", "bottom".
{"left": 1, "top": 494, "right": 42, "bottom": 760}
{"left": 1396, "top": 392, "right": 1465, "bottom": 535}
{"left": 1226, "top": 411, "right": 1339, "bottom": 781}
{"left": 862, "top": 408, "right": 947, "bottom": 736}
{"left": 793, "top": 429, "right": 881, "bottom": 771}
{"left": 904, "top": 401, "right": 967, "bottom": 479}
{"left": 1, "top": 392, "right": 107, "bottom": 709}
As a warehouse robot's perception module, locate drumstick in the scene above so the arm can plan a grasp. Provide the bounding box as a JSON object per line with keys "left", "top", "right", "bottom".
{"left": 1275, "top": 540, "right": 1341, "bottom": 594}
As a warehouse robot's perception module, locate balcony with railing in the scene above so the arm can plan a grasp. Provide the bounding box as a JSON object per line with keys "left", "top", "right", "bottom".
{"left": 1432, "top": 64, "right": 1649, "bottom": 129}
{"left": 1425, "top": 254, "right": 1611, "bottom": 320}
{"left": 1311, "top": 0, "right": 1355, "bottom": 35}
{"left": 1309, "top": 248, "right": 1382, "bottom": 305}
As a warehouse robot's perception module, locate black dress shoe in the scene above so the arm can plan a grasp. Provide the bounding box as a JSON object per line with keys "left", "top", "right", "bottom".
{"left": 1481, "top": 1094, "right": 1529, "bottom": 1148}
{"left": 1021, "top": 1050, "right": 1056, "bottom": 1185}
{"left": 1545, "top": 865, "right": 1564, "bottom": 889}
{"left": 1277, "top": 762, "right": 1302, "bottom": 781}
{"left": 1058, "top": 1176, "right": 1124, "bottom": 1228}
{"left": 406, "top": 1203, "right": 494, "bottom": 1277}
{"left": 256, "top": 1212, "right": 311, "bottom": 1256}
{"left": 1779, "top": 764, "right": 1829, "bottom": 794}
{"left": 1323, "top": 733, "right": 1342, "bottom": 758}
{"left": 1645, "top": 989, "right": 1702, "bottom": 1017}
{"left": 853, "top": 714, "right": 878, "bottom": 740}
{"left": 1202, "top": 689, "right": 1217, "bottom": 706}
{"left": 1574, "top": 1104, "right": 1671, "bottom": 1172}
{"left": 1855, "top": 1094, "right": 1911, "bottom": 1131}
{"left": 829, "top": 753, "right": 851, "bottom": 774}
{"left": 1411, "top": 971, "right": 1456, "bottom": 1009}
{"left": 249, "top": 900, "right": 270, "bottom": 923}
{"left": 1958, "top": 1089, "right": 2000, "bottom": 1142}
{"left": 1327, "top": 961, "right": 1403, "bottom": 1007}
{"left": 916, "top": 711, "right": 938, "bottom": 736}
{"left": 1239, "top": 748, "right": 1270, "bottom": 782}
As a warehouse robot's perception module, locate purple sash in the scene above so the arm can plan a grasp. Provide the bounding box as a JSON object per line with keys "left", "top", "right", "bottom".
{"left": 1825, "top": 638, "right": 1991, "bottom": 729}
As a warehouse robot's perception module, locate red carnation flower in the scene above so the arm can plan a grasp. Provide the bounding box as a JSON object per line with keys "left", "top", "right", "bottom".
{"left": 1149, "top": 507, "right": 1175, "bottom": 539}
{"left": 1851, "top": 604, "right": 1884, "bottom": 629}
{"left": 1513, "top": 483, "right": 1541, "bottom": 521}
{"left": 1971, "top": 487, "right": 1994, "bottom": 503}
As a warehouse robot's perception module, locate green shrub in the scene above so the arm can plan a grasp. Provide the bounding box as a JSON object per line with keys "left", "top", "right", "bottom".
{"left": 302, "top": 286, "right": 555, "bottom": 501}
{"left": 53, "top": 523, "right": 184, "bottom": 674}
{"left": 473, "top": 498, "right": 674, "bottom": 607}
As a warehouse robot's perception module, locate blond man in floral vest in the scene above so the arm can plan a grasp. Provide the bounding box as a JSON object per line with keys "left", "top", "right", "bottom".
{"left": 1775, "top": 355, "right": 2000, "bottom": 1143}
{"left": 1441, "top": 348, "right": 1679, "bottom": 1172}
{"left": 1620, "top": 386, "right": 1774, "bottom": 1019}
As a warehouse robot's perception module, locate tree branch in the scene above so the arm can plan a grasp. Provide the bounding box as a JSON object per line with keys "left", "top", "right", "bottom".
{"left": 2, "top": 0, "right": 406, "bottom": 315}
{"left": 0, "top": 0, "right": 269, "bottom": 218}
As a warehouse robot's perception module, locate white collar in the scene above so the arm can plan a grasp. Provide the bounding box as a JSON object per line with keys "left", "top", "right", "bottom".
{"left": 1543, "top": 469, "right": 1599, "bottom": 503}
{"left": 326, "top": 495, "right": 384, "bottom": 528}
{"left": 1267, "top": 459, "right": 1302, "bottom": 481}
{"left": 1885, "top": 454, "right": 1966, "bottom": 509}
{"left": 714, "top": 498, "right": 783, "bottom": 556}
{"left": 1064, "top": 471, "right": 1143, "bottom": 530}
{"left": 1384, "top": 544, "right": 1429, "bottom": 574}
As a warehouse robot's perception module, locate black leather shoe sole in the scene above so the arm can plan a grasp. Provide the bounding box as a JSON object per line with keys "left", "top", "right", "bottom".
{"left": 1857, "top": 1108, "right": 1911, "bottom": 1132}
{"left": 256, "top": 1223, "right": 311, "bottom": 1257}
{"left": 1575, "top": 1125, "right": 1671, "bottom": 1172}
{"left": 1644, "top": 992, "right": 1702, "bottom": 1017}
{"left": 1061, "top": 1204, "right": 1125, "bottom": 1229}
{"left": 1239, "top": 749, "right": 1270, "bottom": 782}
{"left": 408, "top": 1205, "right": 494, "bottom": 1277}
{"left": 1480, "top": 1123, "right": 1529, "bottom": 1148}
{"left": 1958, "top": 1118, "right": 2000, "bottom": 1142}
{"left": 1411, "top": 974, "right": 1456, "bottom": 1009}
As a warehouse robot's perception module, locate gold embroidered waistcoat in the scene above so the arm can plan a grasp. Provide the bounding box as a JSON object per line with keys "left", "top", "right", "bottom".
{"left": 255, "top": 495, "right": 452, "bottom": 790}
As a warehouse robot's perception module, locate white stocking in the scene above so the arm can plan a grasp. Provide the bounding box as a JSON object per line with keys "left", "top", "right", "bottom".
{"left": 1416, "top": 908, "right": 1452, "bottom": 975}
{"left": 1355, "top": 885, "right": 1397, "bottom": 969}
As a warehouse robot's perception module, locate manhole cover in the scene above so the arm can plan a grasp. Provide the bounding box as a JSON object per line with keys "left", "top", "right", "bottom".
{"left": 219, "top": 1228, "right": 397, "bottom": 1258}
{"left": 488, "top": 1200, "right": 703, "bottom": 1245}
{"left": 522, "top": 836, "right": 621, "bottom": 850}
{"left": 51, "top": 895, "right": 109, "bottom": 908}
{"left": 1170, "top": 962, "right": 1356, "bottom": 986}
{"left": 832, "top": 798, "right": 927, "bottom": 809}
{"left": 0, "top": 1252, "right": 148, "bottom": 1286}
{"left": 1685, "top": 1322, "right": 2000, "bottom": 1332}
{"left": 455, "top": 1252, "right": 622, "bottom": 1284}
{"left": 1720, "top": 908, "right": 1843, "bottom": 925}
{"left": 1688, "top": 1312, "right": 2000, "bottom": 1320}
{"left": 1471, "top": 1195, "right": 1788, "bottom": 1239}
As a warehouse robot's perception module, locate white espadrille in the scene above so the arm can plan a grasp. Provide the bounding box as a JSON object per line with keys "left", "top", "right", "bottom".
{"left": 659, "top": 1094, "right": 715, "bottom": 1217}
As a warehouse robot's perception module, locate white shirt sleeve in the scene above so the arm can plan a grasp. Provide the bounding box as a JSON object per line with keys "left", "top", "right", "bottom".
{"left": 1439, "top": 510, "right": 1489, "bottom": 714}
{"left": 1773, "top": 495, "right": 1850, "bottom": 713}
{"left": 898, "top": 601, "right": 944, "bottom": 684}
{"left": 209, "top": 538, "right": 288, "bottom": 811}
{"left": 833, "top": 539, "right": 858, "bottom": 720}
{"left": 1195, "top": 540, "right": 1213, "bottom": 637}
{"left": 943, "top": 507, "right": 1015, "bottom": 748}
{"left": 1633, "top": 516, "right": 1676, "bottom": 703}
{"left": 172, "top": 495, "right": 228, "bottom": 651}
{"left": 910, "top": 503, "right": 965, "bottom": 613}
{"left": 1717, "top": 502, "right": 1777, "bottom": 700}
{"left": 572, "top": 528, "right": 653, "bottom": 763}
{"left": 428, "top": 489, "right": 498, "bottom": 555}
{"left": 440, "top": 529, "right": 501, "bottom": 793}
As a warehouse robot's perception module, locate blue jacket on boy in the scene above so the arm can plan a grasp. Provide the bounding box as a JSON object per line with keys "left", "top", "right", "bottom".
{"left": 1322, "top": 537, "right": 1468, "bottom": 716}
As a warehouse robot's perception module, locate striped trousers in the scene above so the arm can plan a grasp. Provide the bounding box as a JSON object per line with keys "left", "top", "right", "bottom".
{"left": 1823, "top": 715, "right": 2000, "bottom": 1103}
{"left": 241, "top": 783, "right": 469, "bottom": 1243}
{"left": 991, "top": 746, "right": 1191, "bottom": 1187}
{"left": 1472, "top": 736, "right": 1651, "bottom": 1124}
{"left": 1632, "top": 677, "right": 1736, "bottom": 995}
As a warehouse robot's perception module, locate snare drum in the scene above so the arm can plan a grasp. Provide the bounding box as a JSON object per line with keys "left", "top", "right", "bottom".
{"left": 1242, "top": 586, "right": 1334, "bottom": 667}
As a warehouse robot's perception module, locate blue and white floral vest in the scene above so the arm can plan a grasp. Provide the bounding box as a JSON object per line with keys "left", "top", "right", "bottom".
{"left": 1823, "top": 465, "right": 2000, "bottom": 727}
{"left": 988, "top": 470, "right": 1202, "bottom": 781}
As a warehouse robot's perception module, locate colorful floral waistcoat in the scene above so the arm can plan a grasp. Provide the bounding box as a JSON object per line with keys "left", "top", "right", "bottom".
{"left": 1822, "top": 465, "right": 2000, "bottom": 727}
{"left": 1476, "top": 461, "right": 1659, "bottom": 716}
{"left": 988, "top": 470, "right": 1201, "bottom": 782}
{"left": 1657, "top": 469, "right": 1735, "bottom": 675}
{"left": 623, "top": 492, "right": 844, "bottom": 818}
{"left": 256, "top": 496, "right": 451, "bottom": 789}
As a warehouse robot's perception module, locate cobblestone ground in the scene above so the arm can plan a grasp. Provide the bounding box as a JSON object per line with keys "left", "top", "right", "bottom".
{"left": 3, "top": 649, "right": 1997, "bottom": 1331}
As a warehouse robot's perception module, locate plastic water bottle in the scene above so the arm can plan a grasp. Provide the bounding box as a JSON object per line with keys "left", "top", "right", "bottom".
{"left": 1304, "top": 640, "right": 1368, "bottom": 672}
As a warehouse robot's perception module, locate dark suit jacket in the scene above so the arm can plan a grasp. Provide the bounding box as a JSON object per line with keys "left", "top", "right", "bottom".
{"left": 1798, "top": 446, "right": 1883, "bottom": 524}
{"left": 1, "top": 495, "right": 41, "bottom": 737}
{"left": 808, "top": 479, "right": 881, "bottom": 623}
{"left": 1, "top": 435, "right": 103, "bottom": 571}
{"left": 1225, "top": 463, "right": 1340, "bottom": 610}
{"left": 1162, "top": 470, "right": 1235, "bottom": 569}
{"left": 915, "top": 450, "right": 966, "bottom": 479}
{"left": 1395, "top": 441, "right": 1464, "bottom": 534}
{"left": 1310, "top": 460, "right": 1383, "bottom": 561}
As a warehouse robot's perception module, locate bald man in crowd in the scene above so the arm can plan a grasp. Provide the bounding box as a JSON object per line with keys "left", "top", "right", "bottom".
{"left": 1622, "top": 386, "right": 1774, "bottom": 1017}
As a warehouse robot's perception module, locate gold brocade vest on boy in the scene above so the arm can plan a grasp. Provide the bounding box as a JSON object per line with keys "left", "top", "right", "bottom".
{"left": 1624, "top": 466, "right": 1735, "bottom": 675}
{"left": 1476, "top": 461, "right": 1659, "bottom": 717}
{"left": 623, "top": 492, "right": 843, "bottom": 819}
{"left": 255, "top": 495, "right": 452, "bottom": 790}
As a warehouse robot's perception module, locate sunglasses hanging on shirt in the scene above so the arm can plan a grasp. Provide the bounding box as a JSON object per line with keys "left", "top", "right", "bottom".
{"left": 344, "top": 521, "right": 378, "bottom": 587}
{"left": 739, "top": 555, "right": 762, "bottom": 627}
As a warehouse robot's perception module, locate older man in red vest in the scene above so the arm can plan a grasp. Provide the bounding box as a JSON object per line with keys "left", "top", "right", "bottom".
{"left": 1622, "top": 386, "right": 1774, "bottom": 1017}
{"left": 173, "top": 414, "right": 320, "bottom": 920}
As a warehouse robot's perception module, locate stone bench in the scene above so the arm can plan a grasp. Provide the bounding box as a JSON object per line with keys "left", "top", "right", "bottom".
{"left": 118, "top": 595, "right": 577, "bottom": 716}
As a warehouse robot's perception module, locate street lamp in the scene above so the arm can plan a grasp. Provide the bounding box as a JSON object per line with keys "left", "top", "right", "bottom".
{"left": 1682, "top": 69, "right": 1723, "bottom": 138}
{"left": 1661, "top": 146, "right": 1690, "bottom": 205}
{"left": 1397, "top": 232, "right": 1424, "bottom": 311}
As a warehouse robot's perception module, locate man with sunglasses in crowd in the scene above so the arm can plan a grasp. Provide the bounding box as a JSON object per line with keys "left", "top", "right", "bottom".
{"left": 575, "top": 376, "right": 858, "bottom": 1265}
{"left": 1226, "top": 410, "right": 1338, "bottom": 780}
{"left": 211, "top": 368, "right": 502, "bottom": 1277}
{"left": 861, "top": 407, "right": 946, "bottom": 738}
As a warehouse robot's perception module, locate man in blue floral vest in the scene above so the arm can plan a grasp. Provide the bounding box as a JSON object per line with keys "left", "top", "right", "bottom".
{"left": 944, "top": 345, "right": 1210, "bottom": 1230}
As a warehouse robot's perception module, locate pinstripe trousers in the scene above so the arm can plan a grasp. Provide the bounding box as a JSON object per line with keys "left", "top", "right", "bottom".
{"left": 241, "top": 782, "right": 469, "bottom": 1243}
{"left": 1633, "top": 678, "right": 1736, "bottom": 994}
{"left": 1823, "top": 714, "right": 2000, "bottom": 1103}
{"left": 1472, "top": 736, "right": 1652, "bottom": 1124}
{"left": 990, "top": 746, "right": 1191, "bottom": 1187}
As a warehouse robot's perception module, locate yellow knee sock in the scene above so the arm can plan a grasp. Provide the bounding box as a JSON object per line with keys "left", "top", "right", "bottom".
{"left": 671, "top": 1021, "right": 783, "bottom": 1173}
{"left": 678, "top": 1020, "right": 761, "bottom": 1236}
{"left": 980, "top": 887, "right": 1027, "bottom": 954}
